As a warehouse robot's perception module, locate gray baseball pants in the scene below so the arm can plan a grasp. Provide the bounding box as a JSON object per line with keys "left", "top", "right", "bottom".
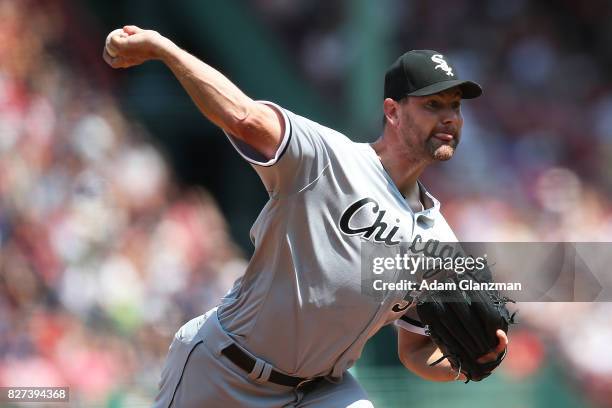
{"left": 152, "top": 308, "right": 374, "bottom": 407}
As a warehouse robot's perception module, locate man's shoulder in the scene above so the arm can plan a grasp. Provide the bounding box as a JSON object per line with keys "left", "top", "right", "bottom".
{"left": 280, "top": 106, "right": 381, "bottom": 174}
{"left": 282, "top": 107, "right": 359, "bottom": 145}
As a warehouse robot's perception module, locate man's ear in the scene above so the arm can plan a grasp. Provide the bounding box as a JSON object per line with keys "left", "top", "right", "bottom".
{"left": 383, "top": 98, "right": 401, "bottom": 127}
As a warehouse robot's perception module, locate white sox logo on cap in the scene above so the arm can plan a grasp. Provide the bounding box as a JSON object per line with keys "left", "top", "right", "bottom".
{"left": 431, "top": 54, "right": 454, "bottom": 77}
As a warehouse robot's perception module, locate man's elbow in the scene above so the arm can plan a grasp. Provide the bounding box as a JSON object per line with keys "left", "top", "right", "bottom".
{"left": 227, "top": 102, "right": 282, "bottom": 159}
{"left": 224, "top": 101, "right": 257, "bottom": 139}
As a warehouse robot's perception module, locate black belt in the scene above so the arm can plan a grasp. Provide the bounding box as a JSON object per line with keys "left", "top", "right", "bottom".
{"left": 221, "top": 344, "right": 317, "bottom": 388}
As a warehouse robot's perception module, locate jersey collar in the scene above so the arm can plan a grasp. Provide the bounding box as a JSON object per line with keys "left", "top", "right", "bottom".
{"left": 415, "top": 180, "right": 441, "bottom": 226}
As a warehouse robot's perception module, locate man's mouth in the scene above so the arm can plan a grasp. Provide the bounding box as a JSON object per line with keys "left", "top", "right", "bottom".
{"left": 433, "top": 133, "right": 455, "bottom": 142}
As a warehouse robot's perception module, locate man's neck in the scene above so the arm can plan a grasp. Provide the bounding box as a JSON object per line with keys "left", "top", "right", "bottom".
{"left": 370, "top": 136, "right": 429, "bottom": 197}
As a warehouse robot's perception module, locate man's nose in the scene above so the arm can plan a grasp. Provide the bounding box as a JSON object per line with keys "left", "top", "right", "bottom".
{"left": 441, "top": 109, "right": 460, "bottom": 125}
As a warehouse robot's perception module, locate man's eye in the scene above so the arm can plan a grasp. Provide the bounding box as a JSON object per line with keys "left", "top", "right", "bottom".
{"left": 427, "top": 101, "right": 440, "bottom": 109}
{"left": 452, "top": 103, "right": 461, "bottom": 110}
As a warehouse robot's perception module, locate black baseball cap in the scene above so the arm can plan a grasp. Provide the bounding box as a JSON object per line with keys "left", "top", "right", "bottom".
{"left": 384, "top": 50, "right": 482, "bottom": 100}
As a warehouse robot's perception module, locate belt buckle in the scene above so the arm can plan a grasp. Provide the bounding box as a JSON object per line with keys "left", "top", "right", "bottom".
{"left": 296, "top": 378, "right": 314, "bottom": 389}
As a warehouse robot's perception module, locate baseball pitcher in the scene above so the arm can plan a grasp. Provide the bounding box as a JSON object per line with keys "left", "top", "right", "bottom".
{"left": 104, "top": 26, "right": 511, "bottom": 408}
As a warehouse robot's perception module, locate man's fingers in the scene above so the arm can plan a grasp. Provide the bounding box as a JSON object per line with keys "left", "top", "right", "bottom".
{"left": 112, "top": 57, "right": 135, "bottom": 69}
{"left": 104, "top": 28, "right": 124, "bottom": 57}
{"left": 103, "top": 26, "right": 154, "bottom": 68}
{"left": 123, "top": 25, "right": 142, "bottom": 35}
{"left": 102, "top": 50, "right": 132, "bottom": 69}
{"left": 106, "top": 28, "right": 124, "bottom": 42}
{"left": 102, "top": 46, "right": 123, "bottom": 68}
{"left": 494, "top": 329, "right": 508, "bottom": 354}
{"left": 476, "top": 329, "right": 508, "bottom": 364}
{"left": 109, "top": 34, "right": 130, "bottom": 51}
{"left": 106, "top": 43, "right": 120, "bottom": 58}
{"left": 102, "top": 48, "right": 114, "bottom": 66}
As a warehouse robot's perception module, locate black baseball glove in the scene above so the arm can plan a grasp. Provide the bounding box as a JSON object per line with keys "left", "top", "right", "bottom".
{"left": 415, "top": 273, "right": 516, "bottom": 382}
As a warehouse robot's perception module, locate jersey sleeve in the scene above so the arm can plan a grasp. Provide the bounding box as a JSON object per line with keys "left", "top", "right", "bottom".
{"left": 394, "top": 307, "right": 427, "bottom": 336}
{"left": 222, "top": 101, "right": 333, "bottom": 195}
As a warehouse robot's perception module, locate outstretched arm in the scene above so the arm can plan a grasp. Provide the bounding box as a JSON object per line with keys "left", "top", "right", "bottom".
{"left": 398, "top": 328, "right": 508, "bottom": 382}
{"left": 103, "top": 26, "right": 283, "bottom": 159}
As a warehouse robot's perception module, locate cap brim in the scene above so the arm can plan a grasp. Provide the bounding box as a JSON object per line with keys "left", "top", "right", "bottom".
{"left": 407, "top": 80, "right": 482, "bottom": 99}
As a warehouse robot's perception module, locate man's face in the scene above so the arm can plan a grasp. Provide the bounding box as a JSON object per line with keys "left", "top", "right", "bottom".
{"left": 396, "top": 88, "right": 464, "bottom": 161}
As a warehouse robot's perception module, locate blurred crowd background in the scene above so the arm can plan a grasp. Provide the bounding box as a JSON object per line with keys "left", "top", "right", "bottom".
{"left": 1, "top": 0, "right": 612, "bottom": 406}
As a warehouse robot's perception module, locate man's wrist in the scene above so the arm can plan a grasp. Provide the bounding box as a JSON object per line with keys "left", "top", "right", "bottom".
{"left": 154, "top": 34, "right": 177, "bottom": 62}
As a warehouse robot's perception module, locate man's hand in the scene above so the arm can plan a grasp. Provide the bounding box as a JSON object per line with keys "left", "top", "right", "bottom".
{"left": 477, "top": 329, "right": 508, "bottom": 364}
{"left": 103, "top": 25, "right": 167, "bottom": 69}
{"left": 399, "top": 328, "right": 509, "bottom": 382}
{"left": 454, "top": 329, "right": 508, "bottom": 381}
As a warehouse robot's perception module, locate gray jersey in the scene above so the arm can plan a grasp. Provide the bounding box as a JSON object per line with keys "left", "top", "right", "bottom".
{"left": 218, "top": 102, "right": 458, "bottom": 380}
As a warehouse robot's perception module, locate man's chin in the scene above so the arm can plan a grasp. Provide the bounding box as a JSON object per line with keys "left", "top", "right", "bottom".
{"left": 431, "top": 145, "right": 456, "bottom": 161}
